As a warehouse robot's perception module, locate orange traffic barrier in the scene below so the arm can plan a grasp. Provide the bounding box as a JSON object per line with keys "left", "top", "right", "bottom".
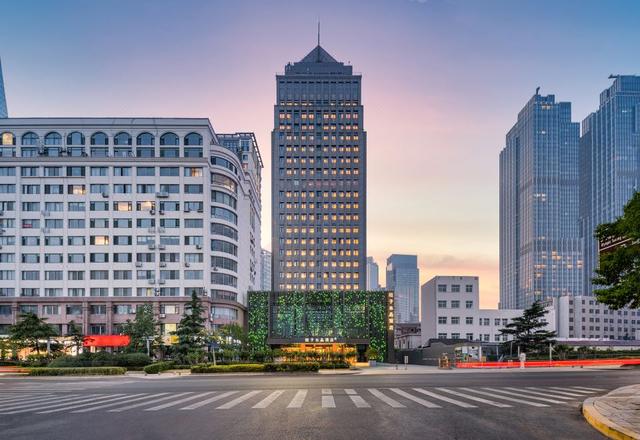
{"left": 455, "top": 358, "right": 640, "bottom": 369}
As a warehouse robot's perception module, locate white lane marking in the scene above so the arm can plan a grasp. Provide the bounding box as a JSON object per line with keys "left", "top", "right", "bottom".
{"left": 525, "top": 387, "right": 584, "bottom": 397}
{"left": 571, "top": 386, "right": 606, "bottom": 392}
{"left": 412, "top": 388, "right": 477, "bottom": 408}
{"left": 180, "top": 391, "right": 238, "bottom": 410}
{"left": 109, "top": 393, "right": 192, "bottom": 412}
{"left": 367, "top": 389, "right": 406, "bottom": 408}
{"left": 459, "top": 388, "right": 548, "bottom": 407}
{"left": 217, "top": 391, "right": 262, "bottom": 409}
{"left": 321, "top": 388, "right": 335, "bottom": 408}
{"left": 435, "top": 388, "right": 512, "bottom": 408}
{"left": 145, "top": 392, "right": 216, "bottom": 411}
{"left": 344, "top": 389, "right": 370, "bottom": 408}
{"left": 0, "top": 394, "right": 52, "bottom": 404}
{"left": 503, "top": 387, "right": 573, "bottom": 401}
{"left": 483, "top": 388, "right": 566, "bottom": 404}
{"left": 74, "top": 394, "right": 168, "bottom": 413}
{"left": 252, "top": 390, "right": 285, "bottom": 409}
{"left": 287, "top": 390, "right": 307, "bottom": 409}
{"left": 0, "top": 394, "right": 97, "bottom": 413}
{"left": 38, "top": 394, "right": 138, "bottom": 414}
{"left": 0, "top": 394, "right": 64, "bottom": 409}
{"left": 389, "top": 388, "right": 440, "bottom": 408}
{"left": 548, "top": 387, "right": 595, "bottom": 394}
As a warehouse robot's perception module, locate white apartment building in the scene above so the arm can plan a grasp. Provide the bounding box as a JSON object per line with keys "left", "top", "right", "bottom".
{"left": 421, "top": 276, "right": 555, "bottom": 345}
{"left": 553, "top": 296, "right": 639, "bottom": 341}
{"left": 0, "top": 118, "right": 262, "bottom": 340}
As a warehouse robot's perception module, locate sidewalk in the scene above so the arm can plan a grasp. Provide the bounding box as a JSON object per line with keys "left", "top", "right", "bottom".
{"left": 582, "top": 384, "right": 640, "bottom": 440}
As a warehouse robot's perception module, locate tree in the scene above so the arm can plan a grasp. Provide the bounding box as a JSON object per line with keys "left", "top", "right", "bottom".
{"left": 173, "top": 292, "right": 207, "bottom": 364}
{"left": 500, "top": 301, "right": 556, "bottom": 354}
{"left": 121, "top": 304, "right": 161, "bottom": 355}
{"left": 66, "top": 320, "right": 84, "bottom": 354}
{"left": 593, "top": 192, "right": 640, "bottom": 309}
{"left": 8, "top": 313, "right": 58, "bottom": 355}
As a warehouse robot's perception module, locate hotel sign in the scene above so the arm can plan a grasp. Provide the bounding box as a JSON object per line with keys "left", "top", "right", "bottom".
{"left": 599, "top": 235, "right": 636, "bottom": 254}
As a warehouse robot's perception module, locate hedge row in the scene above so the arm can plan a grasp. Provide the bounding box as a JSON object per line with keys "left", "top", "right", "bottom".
{"left": 48, "top": 353, "right": 152, "bottom": 368}
{"left": 191, "top": 364, "right": 265, "bottom": 373}
{"left": 143, "top": 361, "right": 175, "bottom": 374}
{"left": 318, "top": 362, "right": 351, "bottom": 369}
{"left": 28, "top": 367, "right": 126, "bottom": 376}
{"left": 191, "top": 362, "right": 321, "bottom": 373}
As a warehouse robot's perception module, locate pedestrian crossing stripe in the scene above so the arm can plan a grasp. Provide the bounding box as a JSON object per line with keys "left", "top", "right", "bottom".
{"left": 0, "top": 386, "right": 603, "bottom": 415}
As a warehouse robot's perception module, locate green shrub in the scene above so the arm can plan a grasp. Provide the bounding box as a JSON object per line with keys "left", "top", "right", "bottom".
{"left": 318, "top": 361, "right": 350, "bottom": 369}
{"left": 264, "top": 362, "right": 320, "bottom": 372}
{"left": 191, "top": 364, "right": 266, "bottom": 373}
{"left": 28, "top": 367, "right": 126, "bottom": 376}
{"left": 114, "top": 353, "right": 153, "bottom": 368}
{"left": 143, "top": 361, "right": 174, "bottom": 374}
{"left": 48, "top": 352, "right": 153, "bottom": 369}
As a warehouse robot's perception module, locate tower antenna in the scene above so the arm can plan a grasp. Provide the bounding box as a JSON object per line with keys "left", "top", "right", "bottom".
{"left": 318, "top": 21, "right": 320, "bottom": 46}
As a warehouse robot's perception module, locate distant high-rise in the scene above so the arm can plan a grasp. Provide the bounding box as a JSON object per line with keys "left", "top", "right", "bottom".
{"left": 366, "top": 256, "right": 380, "bottom": 290}
{"left": 500, "top": 93, "right": 583, "bottom": 309}
{"left": 386, "top": 255, "right": 419, "bottom": 323}
{"left": 261, "top": 249, "right": 272, "bottom": 291}
{"left": 0, "top": 58, "right": 7, "bottom": 118}
{"left": 580, "top": 76, "right": 640, "bottom": 296}
{"left": 271, "top": 41, "right": 366, "bottom": 291}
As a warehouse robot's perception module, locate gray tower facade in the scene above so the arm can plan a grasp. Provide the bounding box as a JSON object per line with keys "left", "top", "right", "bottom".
{"left": 580, "top": 76, "right": 640, "bottom": 295}
{"left": 386, "top": 254, "right": 419, "bottom": 323}
{"left": 500, "top": 93, "right": 583, "bottom": 309}
{"left": 0, "top": 58, "right": 7, "bottom": 118}
{"left": 272, "top": 45, "right": 367, "bottom": 291}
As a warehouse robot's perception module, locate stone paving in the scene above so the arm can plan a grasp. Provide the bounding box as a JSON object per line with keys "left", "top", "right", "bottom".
{"left": 583, "top": 384, "right": 640, "bottom": 439}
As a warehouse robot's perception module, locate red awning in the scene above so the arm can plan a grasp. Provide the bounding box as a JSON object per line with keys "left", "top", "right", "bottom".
{"left": 83, "top": 335, "right": 130, "bottom": 347}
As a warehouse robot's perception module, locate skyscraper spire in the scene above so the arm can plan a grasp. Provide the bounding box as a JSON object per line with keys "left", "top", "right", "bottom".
{"left": 0, "top": 57, "right": 7, "bottom": 118}
{"left": 317, "top": 21, "right": 320, "bottom": 46}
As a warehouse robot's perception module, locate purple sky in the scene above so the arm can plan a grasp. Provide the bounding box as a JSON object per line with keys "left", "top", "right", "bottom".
{"left": 2, "top": 0, "right": 639, "bottom": 306}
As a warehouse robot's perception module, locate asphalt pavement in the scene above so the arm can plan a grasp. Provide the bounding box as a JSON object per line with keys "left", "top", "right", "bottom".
{"left": 1, "top": 367, "right": 638, "bottom": 440}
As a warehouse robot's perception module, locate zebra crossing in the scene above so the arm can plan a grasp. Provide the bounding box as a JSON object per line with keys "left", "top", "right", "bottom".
{"left": 0, "top": 386, "right": 605, "bottom": 415}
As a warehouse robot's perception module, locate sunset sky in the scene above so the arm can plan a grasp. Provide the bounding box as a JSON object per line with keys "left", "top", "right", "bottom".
{"left": 2, "top": 0, "right": 639, "bottom": 307}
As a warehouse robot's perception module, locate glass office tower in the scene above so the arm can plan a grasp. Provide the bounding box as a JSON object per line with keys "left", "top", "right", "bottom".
{"left": 386, "top": 254, "right": 419, "bottom": 323}
{"left": 500, "top": 93, "right": 583, "bottom": 309}
{"left": 580, "top": 76, "right": 640, "bottom": 295}
{"left": 271, "top": 44, "right": 366, "bottom": 291}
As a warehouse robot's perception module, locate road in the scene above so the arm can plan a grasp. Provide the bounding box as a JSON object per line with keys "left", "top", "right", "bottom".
{"left": 1, "top": 367, "right": 638, "bottom": 440}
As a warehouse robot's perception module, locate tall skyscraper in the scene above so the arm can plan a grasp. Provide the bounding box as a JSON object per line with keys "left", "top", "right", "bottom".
{"left": 386, "top": 254, "right": 419, "bottom": 323}
{"left": 499, "top": 93, "right": 583, "bottom": 309}
{"left": 580, "top": 76, "right": 640, "bottom": 295}
{"left": 0, "top": 58, "right": 7, "bottom": 118}
{"left": 366, "top": 256, "right": 380, "bottom": 290}
{"left": 260, "top": 249, "right": 272, "bottom": 290}
{"left": 271, "top": 42, "right": 366, "bottom": 291}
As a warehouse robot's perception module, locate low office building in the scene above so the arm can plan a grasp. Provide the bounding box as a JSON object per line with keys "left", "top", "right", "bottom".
{"left": 247, "top": 290, "right": 394, "bottom": 361}
{"left": 394, "top": 322, "right": 421, "bottom": 350}
{"left": 552, "top": 296, "right": 639, "bottom": 341}
{"left": 420, "top": 276, "right": 555, "bottom": 345}
{"left": 0, "top": 118, "right": 262, "bottom": 342}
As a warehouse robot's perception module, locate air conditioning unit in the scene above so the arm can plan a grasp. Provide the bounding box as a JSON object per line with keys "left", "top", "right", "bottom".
{"left": 184, "top": 262, "right": 190, "bottom": 268}
{"left": 148, "top": 244, "right": 156, "bottom": 250}
{"left": 158, "top": 279, "right": 166, "bottom": 285}
{"left": 147, "top": 227, "right": 155, "bottom": 233}
{"left": 60, "top": 148, "right": 68, "bottom": 154}
{"left": 38, "top": 148, "right": 45, "bottom": 155}
{"left": 197, "top": 208, "right": 203, "bottom": 213}
{"left": 150, "top": 209, "right": 156, "bottom": 215}
{"left": 135, "top": 261, "right": 143, "bottom": 267}
{"left": 0, "top": 245, "right": 3, "bottom": 249}
{"left": 212, "top": 266, "right": 218, "bottom": 272}
{"left": 195, "top": 244, "right": 202, "bottom": 249}
{"left": 158, "top": 227, "right": 165, "bottom": 233}
{"left": 42, "top": 211, "right": 50, "bottom": 217}
{"left": 0, "top": 211, "right": 4, "bottom": 216}
{"left": 156, "top": 191, "right": 169, "bottom": 198}
{"left": 148, "top": 279, "right": 156, "bottom": 285}
{"left": 184, "top": 208, "right": 191, "bottom": 213}
{"left": 102, "top": 192, "right": 109, "bottom": 198}
{"left": 158, "top": 244, "right": 166, "bottom": 250}
{"left": 159, "top": 210, "right": 165, "bottom": 215}
{"left": 41, "top": 228, "right": 50, "bottom": 234}
{"left": 159, "top": 313, "right": 166, "bottom": 318}
{"left": 159, "top": 262, "right": 167, "bottom": 267}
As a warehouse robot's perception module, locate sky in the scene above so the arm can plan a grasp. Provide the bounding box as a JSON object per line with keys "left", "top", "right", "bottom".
{"left": 2, "top": 0, "right": 639, "bottom": 308}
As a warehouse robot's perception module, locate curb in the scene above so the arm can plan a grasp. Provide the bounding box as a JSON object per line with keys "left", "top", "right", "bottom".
{"left": 582, "top": 396, "right": 640, "bottom": 440}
